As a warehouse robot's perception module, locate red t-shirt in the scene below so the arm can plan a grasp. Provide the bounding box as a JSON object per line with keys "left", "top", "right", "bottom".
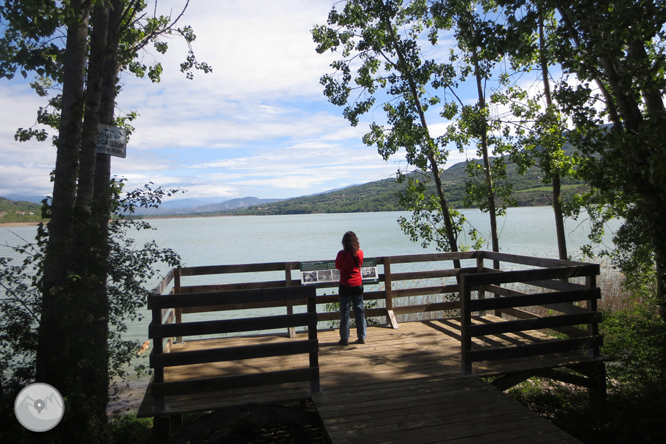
{"left": 335, "top": 249, "right": 364, "bottom": 287}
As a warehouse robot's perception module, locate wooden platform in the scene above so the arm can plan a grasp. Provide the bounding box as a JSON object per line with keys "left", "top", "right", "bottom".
{"left": 315, "top": 374, "right": 581, "bottom": 444}
{"left": 139, "top": 318, "right": 590, "bottom": 443}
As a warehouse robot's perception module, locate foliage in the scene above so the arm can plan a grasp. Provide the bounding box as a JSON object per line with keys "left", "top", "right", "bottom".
{"left": 430, "top": 0, "right": 518, "bottom": 254}
{"left": 508, "top": 374, "right": 666, "bottom": 444}
{"left": 313, "top": 0, "right": 465, "bottom": 255}
{"left": 396, "top": 171, "right": 482, "bottom": 251}
{"left": 601, "top": 303, "right": 666, "bottom": 393}
{"left": 0, "top": 182, "right": 181, "bottom": 435}
{"left": 106, "top": 181, "right": 183, "bottom": 386}
{"left": 107, "top": 411, "right": 153, "bottom": 444}
{"left": 497, "top": 0, "right": 666, "bottom": 310}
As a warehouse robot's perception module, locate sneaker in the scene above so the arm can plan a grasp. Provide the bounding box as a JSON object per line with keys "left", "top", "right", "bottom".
{"left": 337, "top": 339, "right": 349, "bottom": 346}
{"left": 355, "top": 338, "right": 365, "bottom": 344}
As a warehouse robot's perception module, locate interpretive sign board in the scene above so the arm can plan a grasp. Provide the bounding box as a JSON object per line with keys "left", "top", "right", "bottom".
{"left": 96, "top": 124, "right": 127, "bottom": 158}
{"left": 300, "top": 258, "right": 378, "bottom": 285}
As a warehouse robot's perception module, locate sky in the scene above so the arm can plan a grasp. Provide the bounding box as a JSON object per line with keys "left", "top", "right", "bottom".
{"left": 0, "top": 0, "right": 476, "bottom": 202}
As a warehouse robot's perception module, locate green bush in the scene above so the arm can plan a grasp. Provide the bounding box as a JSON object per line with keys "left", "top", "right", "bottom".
{"left": 601, "top": 303, "right": 666, "bottom": 393}
{"left": 108, "top": 411, "right": 152, "bottom": 444}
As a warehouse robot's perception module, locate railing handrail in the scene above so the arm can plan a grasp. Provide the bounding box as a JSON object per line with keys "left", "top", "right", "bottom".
{"left": 149, "top": 251, "right": 602, "bottom": 378}
{"left": 148, "top": 285, "right": 319, "bottom": 411}
{"left": 459, "top": 261, "right": 601, "bottom": 375}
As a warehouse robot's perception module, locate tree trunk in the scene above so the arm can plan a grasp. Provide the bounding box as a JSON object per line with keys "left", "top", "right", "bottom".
{"left": 71, "top": 0, "right": 113, "bottom": 420}
{"left": 539, "top": 5, "right": 568, "bottom": 261}
{"left": 471, "top": 43, "right": 499, "bottom": 262}
{"left": 76, "top": 4, "right": 109, "bottom": 213}
{"left": 36, "top": 0, "right": 91, "bottom": 386}
{"left": 35, "top": 1, "right": 100, "bottom": 440}
{"left": 94, "top": 0, "right": 124, "bottom": 225}
{"left": 384, "top": 15, "right": 461, "bottom": 268}
{"left": 464, "top": 11, "right": 499, "bottom": 268}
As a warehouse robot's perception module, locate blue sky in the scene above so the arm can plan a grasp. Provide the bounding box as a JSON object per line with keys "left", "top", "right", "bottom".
{"left": 0, "top": 0, "right": 476, "bottom": 202}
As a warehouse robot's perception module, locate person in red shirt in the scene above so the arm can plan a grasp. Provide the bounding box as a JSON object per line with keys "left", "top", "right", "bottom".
{"left": 335, "top": 231, "right": 367, "bottom": 345}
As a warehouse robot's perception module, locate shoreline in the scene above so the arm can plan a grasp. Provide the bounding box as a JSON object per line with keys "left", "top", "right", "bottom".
{"left": 107, "top": 378, "right": 150, "bottom": 415}
{"left": 0, "top": 205, "right": 557, "bottom": 227}
{"left": 0, "top": 222, "right": 42, "bottom": 227}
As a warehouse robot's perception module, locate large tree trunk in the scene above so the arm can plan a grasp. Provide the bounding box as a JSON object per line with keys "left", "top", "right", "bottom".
{"left": 70, "top": 0, "right": 113, "bottom": 420}
{"left": 35, "top": 0, "right": 98, "bottom": 440}
{"left": 36, "top": 0, "right": 91, "bottom": 386}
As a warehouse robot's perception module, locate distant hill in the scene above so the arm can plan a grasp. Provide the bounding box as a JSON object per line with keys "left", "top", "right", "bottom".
{"left": 2, "top": 147, "right": 587, "bottom": 221}
{"left": 0, "top": 197, "right": 43, "bottom": 223}
{"left": 1, "top": 194, "right": 45, "bottom": 204}
{"left": 221, "top": 156, "right": 585, "bottom": 216}
{"left": 130, "top": 196, "right": 281, "bottom": 216}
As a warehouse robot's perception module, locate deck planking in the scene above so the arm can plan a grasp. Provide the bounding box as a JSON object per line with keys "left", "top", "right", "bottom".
{"left": 139, "top": 318, "right": 588, "bottom": 443}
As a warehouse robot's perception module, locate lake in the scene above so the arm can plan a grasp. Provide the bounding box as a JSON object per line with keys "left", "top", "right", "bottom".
{"left": 1, "top": 205, "right": 620, "bottom": 339}
{"left": 1, "top": 207, "right": 620, "bottom": 393}
{"left": 0, "top": 206, "right": 618, "bottom": 271}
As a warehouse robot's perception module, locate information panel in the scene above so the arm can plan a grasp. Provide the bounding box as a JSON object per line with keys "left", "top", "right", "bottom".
{"left": 300, "top": 258, "right": 378, "bottom": 285}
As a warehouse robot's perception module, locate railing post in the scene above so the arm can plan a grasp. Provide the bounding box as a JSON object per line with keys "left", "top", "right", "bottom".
{"left": 586, "top": 274, "right": 600, "bottom": 359}
{"left": 149, "top": 292, "right": 165, "bottom": 412}
{"left": 383, "top": 257, "right": 399, "bottom": 329}
{"left": 174, "top": 267, "right": 182, "bottom": 344}
{"left": 476, "top": 254, "right": 486, "bottom": 317}
{"left": 285, "top": 262, "right": 296, "bottom": 338}
{"left": 307, "top": 289, "right": 321, "bottom": 393}
{"left": 460, "top": 273, "right": 472, "bottom": 375}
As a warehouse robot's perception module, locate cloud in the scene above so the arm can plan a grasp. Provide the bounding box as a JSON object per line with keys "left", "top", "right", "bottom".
{"left": 0, "top": 1, "right": 461, "bottom": 200}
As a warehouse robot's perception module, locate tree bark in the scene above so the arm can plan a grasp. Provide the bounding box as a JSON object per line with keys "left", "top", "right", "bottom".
{"left": 37, "top": 0, "right": 92, "bottom": 385}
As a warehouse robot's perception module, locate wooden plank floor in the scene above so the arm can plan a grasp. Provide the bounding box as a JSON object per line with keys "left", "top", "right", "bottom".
{"left": 314, "top": 374, "right": 581, "bottom": 444}
{"left": 139, "top": 317, "right": 590, "bottom": 443}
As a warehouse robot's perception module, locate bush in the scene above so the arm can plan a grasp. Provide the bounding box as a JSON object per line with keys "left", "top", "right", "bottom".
{"left": 108, "top": 411, "right": 152, "bottom": 444}
{"left": 601, "top": 303, "right": 666, "bottom": 393}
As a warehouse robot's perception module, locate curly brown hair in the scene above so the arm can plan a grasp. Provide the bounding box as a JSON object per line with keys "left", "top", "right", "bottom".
{"left": 342, "top": 231, "right": 360, "bottom": 255}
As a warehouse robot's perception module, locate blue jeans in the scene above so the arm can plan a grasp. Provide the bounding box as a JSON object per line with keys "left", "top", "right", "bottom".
{"left": 339, "top": 285, "right": 366, "bottom": 342}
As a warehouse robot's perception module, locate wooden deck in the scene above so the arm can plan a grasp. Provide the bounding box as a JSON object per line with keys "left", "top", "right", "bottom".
{"left": 141, "top": 252, "right": 604, "bottom": 442}
{"left": 139, "top": 319, "right": 588, "bottom": 443}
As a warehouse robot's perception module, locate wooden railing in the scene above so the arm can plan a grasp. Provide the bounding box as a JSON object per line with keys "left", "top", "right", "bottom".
{"left": 459, "top": 251, "right": 602, "bottom": 375}
{"left": 149, "top": 251, "right": 602, "bottom": 377}
{"left": 148, "top": 285, "right": 319, "bottom": 411}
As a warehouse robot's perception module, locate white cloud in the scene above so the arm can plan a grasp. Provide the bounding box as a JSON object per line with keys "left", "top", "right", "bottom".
{"left": 0, "top": 1, "right": 467, "bottom": 200}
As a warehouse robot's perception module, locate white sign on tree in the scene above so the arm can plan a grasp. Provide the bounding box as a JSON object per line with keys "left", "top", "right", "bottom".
{"left": 96, "top": 124, "right": 127, "bottom": 158}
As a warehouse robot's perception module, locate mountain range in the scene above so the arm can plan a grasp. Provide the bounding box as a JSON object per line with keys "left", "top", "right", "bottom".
{"left": 2, "top": 154, "right": 586, "bottom": 220}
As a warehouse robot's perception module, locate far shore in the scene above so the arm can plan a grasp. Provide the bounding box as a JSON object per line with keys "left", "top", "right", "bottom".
{"left": 1, "top": 205, "right": 557, "bottom": 228}
{"left": 0, "top": 222, "right": 42, "bottom": 227}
